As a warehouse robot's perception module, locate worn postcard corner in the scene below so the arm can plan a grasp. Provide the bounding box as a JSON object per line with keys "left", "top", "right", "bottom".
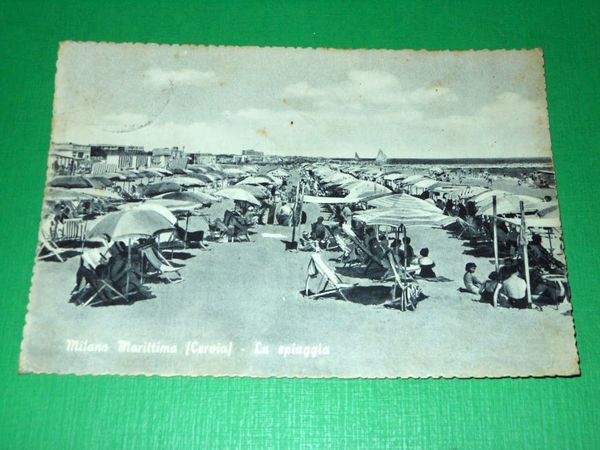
{"left": 20, "top": 42, "right": 578, "bottom": 379}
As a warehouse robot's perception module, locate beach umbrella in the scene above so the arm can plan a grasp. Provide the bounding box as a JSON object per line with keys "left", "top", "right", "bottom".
{"left": 214, "top": 187, "right": 261, "bottom": 206}
{"left": 117, "top": 202, "right": 178, "bottom": 224}
{"left": 143, "top": 182, "right": 181, "bottom": 197}
{"left": 222, "top": 167, "right": 246, "bottom": 177}
{"left": 236, "top": 184, "right": 270, "bottom": 200}
{"left": 343, "top": 180, "right": 392, "bottom": 202}
{"left": 157, "top": 191, "right": 218, "bottom": 204}
{"left": 49, "top": 176, "right": 94, "bottom": 189}
{"left": 102, "top": 172, "right": 129, "bottom": 181}
{"left": 367, "top": 194, "right": 442, "bottom": 214}
{"left": 70, "top": 188, "right": 123, "bottom": 200}
{"left": 87, "top": 209, "right": 174, "bottom": 239}
{"left": 447, "top": 186, "right": 489, "bottom": 200}
{"left": 171, "top": 176, "right": 208, "bottom": 187}
{"left": 193, "top": 173, "right": 217, "bottom": 184}
{"left": 46, "top": 187, "right": 95, "bottom": 202}
{"left": 476, "top": 195, "right": 544, "bottom": 216}
{"left": 267, "top": 168, "right": 290, "bottom": 178}
{"left": 399, "top": 174, "right": 427, "bottom": 186}
{"left": 382, "top": 173, "right": 407, "bottom": 181}
{"left": 536, "top": 201, "right": 559, "bottom": 218}
{"left": 236, "top": 176, "right": 275, "bottom": 186}
{"left": 187, "top": 165, "right": 208, "bottom": 173}
{"left": 353, "top": 207, "right": 458, "bottom": 228}
{"left": 87, "top": 176, "right": 113, "bottom": 188}
{"left": 144, "top": 199, "right": 200, "bottom": 213}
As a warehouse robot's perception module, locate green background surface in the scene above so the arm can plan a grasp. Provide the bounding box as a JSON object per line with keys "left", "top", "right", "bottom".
{"left": 1, "top": 1, "right": 599, "bottom": 448}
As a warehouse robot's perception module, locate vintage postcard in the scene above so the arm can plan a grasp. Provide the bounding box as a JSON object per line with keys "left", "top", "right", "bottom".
{"left": 20, "top": 42, "right": 578, "bottom": 378}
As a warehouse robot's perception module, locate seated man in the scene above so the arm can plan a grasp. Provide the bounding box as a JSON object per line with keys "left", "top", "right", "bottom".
{"left": 499, "top": 264, "right": 528, "bottom": 309}
{"left": 103, "top": 241, "right": 152, "bottom": 301}
{"left": 480, "top": 271, "right": 500, "bottom": 304}
{"left": 310, "top": 216, "right": 327, "bottom": 243}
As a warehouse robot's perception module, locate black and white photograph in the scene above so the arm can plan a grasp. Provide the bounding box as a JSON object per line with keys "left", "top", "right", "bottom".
{"left": 20, "top": 42, "right": 578, "bottom": 378}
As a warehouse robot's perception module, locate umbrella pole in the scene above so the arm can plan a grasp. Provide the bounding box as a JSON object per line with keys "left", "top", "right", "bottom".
{"left": 290, "top": 181, "right": 300, "bottom": 245}
{"left": 125, "top": 238, "right": 131, "bottom": 303}
{"left": 402, "top": 225, "right": 407, "bottom": 283}
{"left": 492, "top": 195, "right": 499, "bottom": 273}
{"left": 297, "top": 182, "right": 305, "bottom": 238}
{"left": 184, "top": 213, "right": 190, "bottom": 249}
{"left": 520, "top": 201, "right": 532, "bottom": 307}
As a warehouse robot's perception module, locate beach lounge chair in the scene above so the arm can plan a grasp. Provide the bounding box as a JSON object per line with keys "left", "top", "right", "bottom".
{"left": 139, "top": 244, "right": 184, "bottom": 284}
{"left": 36, "top": 229, "right": 65, "bottom": 262}
{"left": 61, "top": 217, "right": 86, "bottom": 241}
{"left": 341, "top": 224, "right": 387, "bottom": 273}
{"left": 304, "top": 253, "right": 356, "bottom": 301}
{"left": 385, "top": 254, "right": 421, "bottom": 311}
{"left": 223, "top": 210, "right": 252, "bottom": 242}
{"left": 175, "top": 224, "right": 208, "bottom": 249}
{"left": 332, "top": 235, "right": 361, "bottom": 267}
{"left": 81, "top": 278, "right": 137, "bottom": 307}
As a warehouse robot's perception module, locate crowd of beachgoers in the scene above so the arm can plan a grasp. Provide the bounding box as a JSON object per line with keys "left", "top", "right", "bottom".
{"left": 38, "top": 160, "right": 567, "bottom": 312}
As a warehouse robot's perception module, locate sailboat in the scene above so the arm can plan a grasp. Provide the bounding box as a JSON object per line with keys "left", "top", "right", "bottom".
{"left": 375, "top": 149, "right": 388, "bottom": 165}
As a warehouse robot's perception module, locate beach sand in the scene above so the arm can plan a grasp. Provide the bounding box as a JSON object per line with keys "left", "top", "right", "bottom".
{"left": 21, "top": 188, "right": 579, "bottom": 379}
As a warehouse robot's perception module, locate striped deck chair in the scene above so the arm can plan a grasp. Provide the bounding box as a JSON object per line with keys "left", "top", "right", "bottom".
{"left": 139, "top": 244, "right": 184, "bottom": 284}
{"left": 62, "top": 218, "right": 85, "bottom": 240}
{"left": 386, "top": 256, "right": 421, "bottom": 312}
{"left": 304, "top": 253, "right": 356, "bottom": 301}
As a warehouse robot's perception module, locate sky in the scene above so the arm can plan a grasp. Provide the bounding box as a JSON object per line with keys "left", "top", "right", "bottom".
{"left": 52, "top": 43, "right": 552, "bottom": 159}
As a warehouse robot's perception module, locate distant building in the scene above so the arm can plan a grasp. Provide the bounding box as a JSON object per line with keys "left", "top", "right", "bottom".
{"left": 151, "top": 147, "right": 187, "bottom": 170}
{"left": 49, "top": 142, "right": 92, "bottom": 174}
{"left": 238, "top": 149, "right": 267, "bottom": 163}
{"left": 188, "top": 152, "right": 217, "bottom": 165}
{"left": 90, "top": 144, "right": 148, "bottom": 170}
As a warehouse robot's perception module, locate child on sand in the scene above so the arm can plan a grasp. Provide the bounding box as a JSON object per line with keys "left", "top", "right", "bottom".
{"left": 463, "top": 262, "right": 483, "bottom": 294}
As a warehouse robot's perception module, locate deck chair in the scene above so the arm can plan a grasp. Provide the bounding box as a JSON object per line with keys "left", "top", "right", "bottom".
{"left": 341, "top": 224, "right": 387, "bottom": 273}
{"left": 62, "top": 217, "right": 86, "bottom": 241}
{"left": 81, "top": 278, "right": 137, "bottom": 307}
{"left": 139, "top": 244, "right": 184, "bottom": 284}
{"left": 386, "top": 255, "right": 421, "bottom": 311}
{"left": 36, "top": 230, "right": 65, "bottom": 262}
{"left": 304, "top": 253, "right": 356, "bottom": 301}
{"left": 223, "top": 210, "right": 252, "bottom": 242}
{"left": 175, "top": 225, "right": 208, "bottom": 249}
{"left": 333, "top": 235, "right": 361, "bottom": 267}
